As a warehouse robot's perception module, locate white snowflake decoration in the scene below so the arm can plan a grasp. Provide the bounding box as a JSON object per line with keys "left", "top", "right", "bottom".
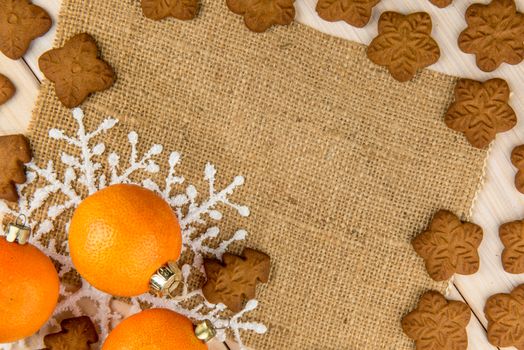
{"left": 0, "top": 108, "right": 267, "bottom": 350}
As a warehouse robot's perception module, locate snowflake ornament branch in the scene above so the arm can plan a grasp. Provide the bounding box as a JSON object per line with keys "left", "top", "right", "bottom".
{"left": 1, "top": 108, "right": 266, "bottom": 350}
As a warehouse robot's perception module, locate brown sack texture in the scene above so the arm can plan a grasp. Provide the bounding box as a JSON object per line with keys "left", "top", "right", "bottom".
{"left": 28, "top": 0, "right": 487, "bottom": 349}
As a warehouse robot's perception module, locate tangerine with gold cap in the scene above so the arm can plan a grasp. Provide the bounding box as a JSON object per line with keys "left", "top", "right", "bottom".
{"left": 68, "top": 184, "right": 182, "bottom": 297}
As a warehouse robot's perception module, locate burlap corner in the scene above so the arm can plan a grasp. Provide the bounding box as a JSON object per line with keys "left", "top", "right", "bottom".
{"left": 28, "top": 1, "right": 487, "bottom": 348}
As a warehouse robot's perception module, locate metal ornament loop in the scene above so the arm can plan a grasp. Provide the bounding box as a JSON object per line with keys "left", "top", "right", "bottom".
{"left": 15, "top": 214, "right": 27, "bottom": 226}
{"left": 5, "top": 214, "right": 31, "bottom": 245}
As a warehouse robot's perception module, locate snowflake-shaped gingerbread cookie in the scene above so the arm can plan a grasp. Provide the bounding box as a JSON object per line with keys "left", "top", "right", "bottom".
{"left": 367, "top": 11, "right": 440, "bottom": 82}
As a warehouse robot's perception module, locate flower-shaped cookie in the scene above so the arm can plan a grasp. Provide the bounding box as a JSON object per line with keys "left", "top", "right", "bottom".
{"left": 458, "top": 0, "right": 524, "bottom": 72}
{"left": 367, "top": 12, "right": 440, "bottom": 82}
{"left": 0, "top": 74, "right": 15, "bottom": 105}
{"left": 412, "top": 210, "right": 483, "bottom": 281}
{"left": 512, "top": 145, "right": 524, "bottom": 194}
{"left": 429, "top": 0, "right": 452, "bottom": 8}
{"left": 444, "top": 78, "right": 516, "bottom": 149}
{"left": 485, "top": 284, "right": 524, "bottom": 349}
{"left": 226, "top": 0, "right": 296, "bottom": 33}
{"left": 141, "top": 0, "right": 199, "bottom": 21}
{"left": 402, "top": 291, "right": 471, "bottom": 350}
{"left": 39, "top": 33, "right": 115, "bottom": 108}
{"left": 499, "top": 219, "right": 524, "bottom": 274}
{"left": 316, "top": 0, "right": 381, "bottom": 28}
{"left": 0, "top": 0, "right": 52, "bottom": 59}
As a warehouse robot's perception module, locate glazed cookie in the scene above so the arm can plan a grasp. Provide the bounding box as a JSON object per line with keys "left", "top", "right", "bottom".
{"left": 316, "top": 0, "right": 381, "bottom": 28}
{"left": 402, "top": 291, "right": 470, "bottom": 350}
{"left": 226, "top": 0, "right": 296, "bottom": 33}
{"left": 444, "top": 78, "right": 516, "bottom": 149}
{"left": 0, "top": 74, "right": 15, "bottom": 105}
{"left": 203, "top": 248, "right": 270, "bottom": 312}
{"left": 367, "top": 12, "right": 440, "bottom": 82}
{"left": 0, "top": 0, "right": 52, "bottom": 59}
{"left": 499, "top": 219, "right": 524, "bottom": 274}
{"left": 0, "top": 134, "right": 32, "bottom": 202}
{"left": 39, "top": 33, "right": 115, "bottom": 108}
{"left": 485, "top": 284, "right": 524, "bottom": 349}
{"left": 458, "top": 0, "right": 524, "bottom": 72}
{"left": 412, "top": 210, "right": 483, "bottom": 281}
{"left": 141, "top": 0, "right": 199, "bottom": 21}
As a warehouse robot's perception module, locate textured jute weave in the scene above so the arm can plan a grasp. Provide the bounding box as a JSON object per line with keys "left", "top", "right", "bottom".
{"left": 28, "top": 0, "right": 488, "bottom": 349}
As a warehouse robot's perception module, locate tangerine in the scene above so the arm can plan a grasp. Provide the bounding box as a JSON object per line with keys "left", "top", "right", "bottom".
{"left": 102, "top": 308, "right": 207, "bottom": 350}
{"left": 69, "top": 184, "right": 182, "bottom": 297}
{"left": 0, "top": 238, "right": 60, "bottom": 343}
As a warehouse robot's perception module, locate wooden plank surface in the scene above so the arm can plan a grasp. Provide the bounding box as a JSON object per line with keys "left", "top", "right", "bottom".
{"left": 2, "top": 0, "right": 524, "bottom": 349}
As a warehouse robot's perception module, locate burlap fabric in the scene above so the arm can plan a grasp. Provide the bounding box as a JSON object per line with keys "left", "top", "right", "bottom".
{"left": 28, "top": 0, "right": 487, "bottom": 349}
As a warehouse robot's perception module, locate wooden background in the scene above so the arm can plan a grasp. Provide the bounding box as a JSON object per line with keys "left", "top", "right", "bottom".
{"left": 2, "top": 0, "right": 524, "bottom": 349}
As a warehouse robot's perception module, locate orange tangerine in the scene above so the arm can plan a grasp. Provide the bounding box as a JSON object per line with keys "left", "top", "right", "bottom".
{"left": 0, "top": 238, "right": 60, "bottom": 343}
{"left": 102, "top": 308, "right": 207, "bottom": 350}
{"left": 69, "top": 184, "right": 182, "bottom": 297}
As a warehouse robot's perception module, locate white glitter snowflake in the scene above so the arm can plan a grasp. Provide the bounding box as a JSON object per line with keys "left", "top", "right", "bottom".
{"left": 0, "top": 108, "right": 267, "bottom": 350}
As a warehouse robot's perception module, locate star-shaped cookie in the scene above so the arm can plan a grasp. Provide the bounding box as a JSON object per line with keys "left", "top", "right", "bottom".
{"left": 367, "top": 12, "right": 440, "bottom": 82}
{"left": 226, "top": 0, "right": 296, "bottom": 33}
{"left": 0, "top": 74, "right": 15, "bottom": 105}
{"left": 0, "top": 0, "right": 52, "bottom": 59}
{"left": 402, "top": 291, "right": 471, "bottom": 350}
{"left": 412, "top": 210, "right": 483, "bottom": 281}
{"left": 458, "top": 0, "right": 524, "bottom": 72}
{"left": 315, "top": 0, "right": 381, "bottom": 28}
{"left": 141, "top": 0, "right": 199, "bottom": 21}
{"left": 499, "top": 219, "right": 524, "bottom": 274}
{"left": 444, "top": 78, "right": 516, "bottom": 149}
{"left": 39, "top": 33, "right": 115, "bottom": 108}
{"left": 485, "top": 284, "right": 524, "bottom": 349}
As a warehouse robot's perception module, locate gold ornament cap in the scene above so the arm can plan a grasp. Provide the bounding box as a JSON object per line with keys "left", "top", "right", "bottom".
{"left": 195, "top": 320, "right": 217, "bottom": 342}
{"left": 149, "top": 260, "right": 182, "bottom": 296}
{"left": 5, "top": 215, "right": 31, "bottom": 245}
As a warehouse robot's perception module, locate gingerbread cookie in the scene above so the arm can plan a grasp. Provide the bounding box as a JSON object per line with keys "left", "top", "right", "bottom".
{"left": 141, "top": 0, "right": 199, "bottom": 21}
{"left": 203, "top": 248, "right": 270, "bottom": 312}
{"left": 458, "top": 0, "right": 524, "bottom": 72}
{"left": 0, "top": 134, "right": 31, "bottom": 202}
{"left": 316, "top": 0, "right": 381, "bottom": 28}
{"left": 429, "top": 0, "right": 452, "bottom": 8}
{"left": 412, "top": 210, "right": 483, "bottom": 281}
{"left": 512, "top": 145, "right": 524, "bottom": 194}
{"left": 0, "top": 74, "right": 15, "bottom": 105}
{"left": 226, "top": 0, "right": 296, "bottom": 33}
{"left": 39, "top": 33, "right": 115, "bottom": 108}
{"left": 0, "top": 0, "right": 52, "bottom": 60}
{"left": 499, "top": 219, "right": 524, "bottom": 274}
{"left": 485, "top": 284, "right": 524, "bottom": 349}
{"left": 444, "top": 78, "right": 516, "bottom": 149}
{"left": 402, "top": 291, "right": 470, "bottom": 350}
{"left": 44, "top": 316, "right": 98, "bottom": 350}
{"left": 367, "top": 12, "right": 440, "bottom": 82}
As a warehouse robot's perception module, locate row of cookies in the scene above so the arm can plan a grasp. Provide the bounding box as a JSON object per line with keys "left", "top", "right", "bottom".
{"left": 153, "top": 0, "right": 524, "bottom": 78}
{"left": 138, "top": 0, "right": 524, "bottom": 78}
